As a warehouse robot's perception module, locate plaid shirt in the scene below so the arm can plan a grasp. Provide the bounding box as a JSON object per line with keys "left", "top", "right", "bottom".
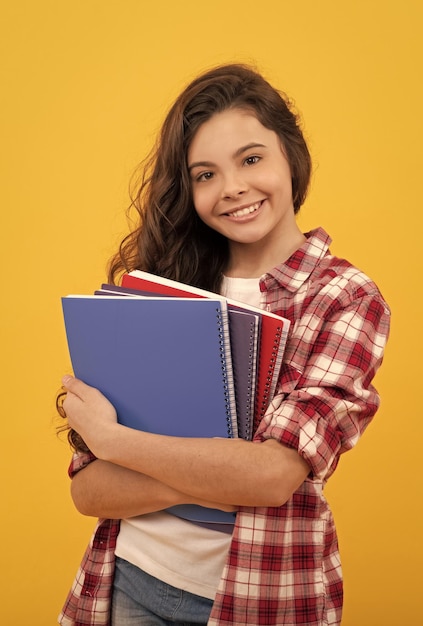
{"left": 58, "top": 228, "right": 390, "bottom": 626}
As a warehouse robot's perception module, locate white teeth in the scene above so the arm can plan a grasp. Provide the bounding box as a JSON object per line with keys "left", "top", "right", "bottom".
{"left": 230, "top": 202, "right": 260, "bottom": 218}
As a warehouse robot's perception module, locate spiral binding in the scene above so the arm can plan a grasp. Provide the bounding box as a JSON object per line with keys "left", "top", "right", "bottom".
{"left": 243, "top": 319, "right": 256, "bottom": 440}
{"left": 255, "top": 325, "right": 283, "bottom": 427}
{"left": 216, "top": 307, "right": 237, "bottom": 438}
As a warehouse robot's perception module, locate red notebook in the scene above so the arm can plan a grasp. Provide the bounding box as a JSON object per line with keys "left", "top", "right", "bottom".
{"left": 122, "top": 270, "right": 290, "bottom": 430}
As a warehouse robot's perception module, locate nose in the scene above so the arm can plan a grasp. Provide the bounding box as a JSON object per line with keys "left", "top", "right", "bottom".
{"left": 221, "top": 170, "right": 248, "bottom": 199}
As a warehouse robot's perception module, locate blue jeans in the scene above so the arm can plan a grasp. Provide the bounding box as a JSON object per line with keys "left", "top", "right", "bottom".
{"left": 111, "top": 557, "right": 214, "bottom": 625}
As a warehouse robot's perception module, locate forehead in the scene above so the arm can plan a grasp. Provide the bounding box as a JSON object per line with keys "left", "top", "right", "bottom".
{"left": 188, "top": 108, "right": 280, "bottom": 158}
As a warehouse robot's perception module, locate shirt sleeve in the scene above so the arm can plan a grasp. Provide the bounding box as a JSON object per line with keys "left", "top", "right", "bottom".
{"left": 254, "top": 291, "right": 391, "bottom": 481}
{"left": 68, "top": 450, "right": 98, "bottom": 478}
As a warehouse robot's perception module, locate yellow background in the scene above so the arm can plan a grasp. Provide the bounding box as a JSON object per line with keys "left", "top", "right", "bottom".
{"left": 1, "top": 1, "right": 421, "bottom": 623}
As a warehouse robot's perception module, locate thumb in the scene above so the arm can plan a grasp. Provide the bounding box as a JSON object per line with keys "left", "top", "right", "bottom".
{"left": 62, "top": 374, "right": 83, "bottom": 395}
{"left": 62, "top": 374, "right": 75, "bottom": 388}
{"left": 62, "top": 375, "right": 96, "bottom": 400}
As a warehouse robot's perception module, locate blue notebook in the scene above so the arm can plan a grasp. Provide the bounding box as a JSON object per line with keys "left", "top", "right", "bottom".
{"left": 62, "top": 295, "right": 238, "bottom": 526}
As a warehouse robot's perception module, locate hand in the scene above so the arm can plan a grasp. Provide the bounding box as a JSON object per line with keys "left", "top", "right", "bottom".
{"left": 62, "top": 375, "right": 119, "bottom": 456}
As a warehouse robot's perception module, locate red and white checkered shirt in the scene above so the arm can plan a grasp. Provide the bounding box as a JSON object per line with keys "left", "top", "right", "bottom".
{"left": 58, "top": 227, "right": 390, "bottom": 626}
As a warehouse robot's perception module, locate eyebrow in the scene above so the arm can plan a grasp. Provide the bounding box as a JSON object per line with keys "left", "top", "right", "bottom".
{"left": 234, "top": 142, "right": 267, "bottom": 158}
{"left": 188, "top": 142, "right": 267, "bottom": 172}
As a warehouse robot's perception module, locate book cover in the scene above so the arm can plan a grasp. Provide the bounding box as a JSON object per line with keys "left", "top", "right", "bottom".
{"left": 62, "top": 295, "right": 237, "bottom": 439}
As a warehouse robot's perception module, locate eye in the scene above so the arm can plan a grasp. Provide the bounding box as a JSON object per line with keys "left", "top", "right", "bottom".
{"left": 244, "top": 155, "right": 261, "bottom": 166}
{"left": 195, "top": 171, "right": 214, "bottom": 183}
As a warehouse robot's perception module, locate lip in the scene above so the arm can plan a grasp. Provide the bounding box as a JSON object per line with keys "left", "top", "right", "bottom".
{"left": 222, "top": 200, "right": 264, "bottom": 220}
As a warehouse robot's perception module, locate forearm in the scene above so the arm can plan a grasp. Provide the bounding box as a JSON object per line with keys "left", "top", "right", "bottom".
{"left": 70, "top": 459, "right": 236, "bottom": 518}
{"left": 99, "top": 426, "right": 309, "bottom": 507}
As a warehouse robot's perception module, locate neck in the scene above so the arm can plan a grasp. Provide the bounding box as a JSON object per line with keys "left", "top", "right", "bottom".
{"left": 226, "top": 225, "right": 306, "bottom": 278}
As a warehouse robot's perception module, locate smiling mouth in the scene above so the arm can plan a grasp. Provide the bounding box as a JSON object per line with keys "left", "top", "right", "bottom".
{"left": 226, "top": 201, "right": 262, "bottom": 218}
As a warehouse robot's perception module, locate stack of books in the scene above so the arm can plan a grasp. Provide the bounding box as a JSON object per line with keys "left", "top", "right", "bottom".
{"left": 62, "top": 271, "right": 290, "bottom": 526}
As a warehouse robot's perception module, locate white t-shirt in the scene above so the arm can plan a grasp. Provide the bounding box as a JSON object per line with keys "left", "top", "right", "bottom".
{"left": 220, "top": 275, "right": 263, "bottom": 309}
{"left": 115, "top": 276, "right": 262, "bottom": 599}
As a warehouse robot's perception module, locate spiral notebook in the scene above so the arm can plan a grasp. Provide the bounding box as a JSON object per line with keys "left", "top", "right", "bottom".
{"left": 62, "top": 295, "right": 237, "bottom": 438}
{"left": 62, "top": 294, "right": 239, "bottom": 526}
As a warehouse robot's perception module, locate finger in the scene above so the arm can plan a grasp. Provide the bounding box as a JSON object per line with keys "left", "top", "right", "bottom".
{"left": 62, "top": 374, "right": 87, "bottom": 399}
{"left": 62, "top": 374, "right": 75, "bottom": 388}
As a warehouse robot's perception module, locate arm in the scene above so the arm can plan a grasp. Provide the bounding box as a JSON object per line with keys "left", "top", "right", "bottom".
{"left": 70, "top": 458, "right": 238, "bottom": 518}
{"left": 62, "top": 378, "right": 310, "bottom": 508}
{"left": 256, "top": 291, "right": 391, "bottom": 481}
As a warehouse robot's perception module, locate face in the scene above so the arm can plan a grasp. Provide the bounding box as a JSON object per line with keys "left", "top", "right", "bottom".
{"left": 188, "top": 108, "right": 296, "bottom": 256}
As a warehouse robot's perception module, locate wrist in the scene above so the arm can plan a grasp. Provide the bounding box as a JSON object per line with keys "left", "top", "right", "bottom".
{"left": 93, "top": 422, "right": 127, "bottom": 461}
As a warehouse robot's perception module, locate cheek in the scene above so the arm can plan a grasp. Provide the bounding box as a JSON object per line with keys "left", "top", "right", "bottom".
{"left": 191, "top": 187, "right": 212, "bottom": 219}
{"left": 263, "top": 167, "right": 292, "bottom": 197}
{"left": 190, "top": 189, "right": 201, "bottom": 215}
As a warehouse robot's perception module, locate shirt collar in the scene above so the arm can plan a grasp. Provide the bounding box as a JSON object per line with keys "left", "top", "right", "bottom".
{"left": 261, "top": 227, "right": 332, "bottom": 293}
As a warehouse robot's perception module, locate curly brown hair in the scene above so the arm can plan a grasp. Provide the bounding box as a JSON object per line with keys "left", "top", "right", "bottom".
{"left": 56, "top": 389, "right": 90, "bottom": 453}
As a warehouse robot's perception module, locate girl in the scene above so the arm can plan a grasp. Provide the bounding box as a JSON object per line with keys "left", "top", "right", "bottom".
{"left": 59, "top": 64, "right": 390, "bottom": 626}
